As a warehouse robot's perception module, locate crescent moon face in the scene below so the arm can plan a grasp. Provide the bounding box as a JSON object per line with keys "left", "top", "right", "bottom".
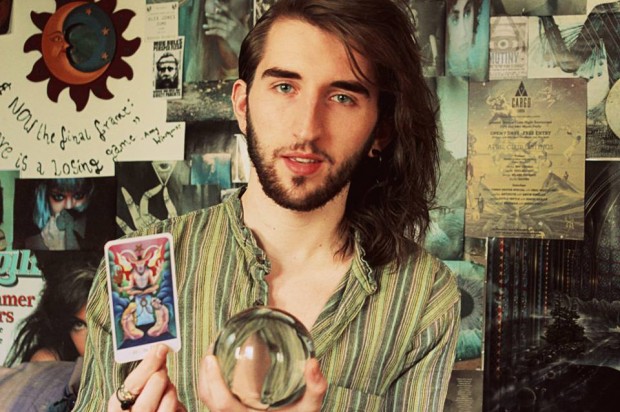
{"left": 42, "top": 1, "right": 115, "bottom": 85}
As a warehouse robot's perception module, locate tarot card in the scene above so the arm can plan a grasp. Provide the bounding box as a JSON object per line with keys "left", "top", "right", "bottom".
{"left": 104, "top": 233, "right": 181, "bottom": 363}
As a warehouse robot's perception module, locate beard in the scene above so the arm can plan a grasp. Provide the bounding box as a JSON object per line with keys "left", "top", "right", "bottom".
{"left": 245, "top": 107, "right": 374, "bottom": 212}
{"left": 156, "top": 76, "right": 178, "bottom": 89}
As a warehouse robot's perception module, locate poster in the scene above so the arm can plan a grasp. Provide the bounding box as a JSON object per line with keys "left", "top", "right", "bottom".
{"left": 425, "top": 77, "right": 468, "bottom": 260}
{"left": 152, "top": 37, "right": 184, "bottom": 99}
{"left": 527, "top": 3, "right": 620, "bottom": 158}
{"left": 145, "top": 1, "right": 178, "bottom": 41}
{"left": 12, "top": 177, "right": 116, "bottom": 251}
{"left": 466, "top": 78, "right": 586, "bottom": 240}
{"left": 408, "top": 0, "right": 446, "bottom": 77}
{"left": 489, "top": 16, "right": 528, "bottom": 80}
{"left": 445, "top": 259, "right": 486, "bottom": 370}
{"left": 0, "top": 250, "right": 43, "bottom": 365}
{"left": 0, "top": 0, "right": 185, "bottom": 178}
{"left": 444, "top": 369, "right": 484, "bottom": 412}
{"left": 491, "top": 0, "right": 587, "bottom": 15}
{"left": 484, "top": 186, "right": 620, "bottom": 412}
{"left": 445, "top": 0, "right": 491, "bottom": 81}
{"left": 178, "top": 0, "right": 251, "bottom": 83}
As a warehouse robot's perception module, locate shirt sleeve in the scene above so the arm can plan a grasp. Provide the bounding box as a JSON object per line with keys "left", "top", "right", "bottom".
{"left": 383, "top": 264, "right": 461, "bottom": 411}
{"left": 72, "top": 260, "right": 139, "bottom": 412}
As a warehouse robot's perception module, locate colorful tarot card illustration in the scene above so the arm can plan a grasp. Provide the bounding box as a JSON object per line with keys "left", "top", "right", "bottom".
{"left": 104, "top": 233, "right": 181, "bottom": 363}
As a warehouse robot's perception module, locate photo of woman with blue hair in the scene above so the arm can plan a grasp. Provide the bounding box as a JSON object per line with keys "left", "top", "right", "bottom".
{"left": 13, "top": 177, "right": 117, "bottom": 251}
{"left": 27, "top": 178, "right": 94, "bottom": 250}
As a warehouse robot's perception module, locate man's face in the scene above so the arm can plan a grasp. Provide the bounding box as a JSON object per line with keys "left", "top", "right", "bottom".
{"left": 447, "top": 0, "right": 475, "bottom": 73}
{"left": 232, "top": 19, "right": 381, "bottom": 211}
{"left": 157, "top": 56, "right": 178, "bottom": 88}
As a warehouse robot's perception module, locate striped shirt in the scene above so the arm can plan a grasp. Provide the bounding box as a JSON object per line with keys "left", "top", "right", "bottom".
{"left": 74, "top": 191, "right": 460, "bottom": 411}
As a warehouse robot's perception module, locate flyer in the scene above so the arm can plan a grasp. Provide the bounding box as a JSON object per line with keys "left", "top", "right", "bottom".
{"left": 466, "top": 78, "right": 586, "bottom": 240}
{"left": 489, "top": 16, "right": 528, "bottom": 80}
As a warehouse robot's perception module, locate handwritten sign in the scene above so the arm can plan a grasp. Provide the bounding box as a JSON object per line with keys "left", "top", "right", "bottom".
{"left": 0, "top": 0, "right": 185, "bottom": 178}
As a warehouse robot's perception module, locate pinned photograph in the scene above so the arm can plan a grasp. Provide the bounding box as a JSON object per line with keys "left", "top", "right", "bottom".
{"left": 153, "top": 37, "right": 184, "bottom": 99}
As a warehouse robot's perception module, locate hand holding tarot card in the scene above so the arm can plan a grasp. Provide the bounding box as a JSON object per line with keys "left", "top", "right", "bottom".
{"left": 104, "top": 233, "right": 181, "bottom": 363}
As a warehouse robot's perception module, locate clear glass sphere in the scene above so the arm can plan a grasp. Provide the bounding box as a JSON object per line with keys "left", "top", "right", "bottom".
{"left": 213, "top": 306, "right": 315, "bottom": 410}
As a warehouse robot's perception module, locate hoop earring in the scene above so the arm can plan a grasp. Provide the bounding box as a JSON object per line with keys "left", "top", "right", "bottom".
{"left": 370, "top": 149, "right": 383, "bottom": 163}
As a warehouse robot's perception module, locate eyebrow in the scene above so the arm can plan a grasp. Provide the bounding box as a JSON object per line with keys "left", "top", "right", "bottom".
{"left": 261, "top": 67, "right": 371, "bottom": 97}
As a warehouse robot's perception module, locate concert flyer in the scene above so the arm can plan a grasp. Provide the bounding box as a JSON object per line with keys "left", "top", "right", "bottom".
{"left": 466, "top": 78, "right": 586, "bottom": 240}
{"left": 489, "top": 16, "right": 528, "bottom": 80}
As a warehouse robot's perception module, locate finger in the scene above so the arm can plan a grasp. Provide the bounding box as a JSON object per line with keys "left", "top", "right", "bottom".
{"left": 203, "top": 28, "right": 228, "bottom": 38}
{"left": 295, "top": 359, "right": 327, "bottom": 411}
{"left": 123, "top": 344, "right": 170, "bottom": 396}
{"left": 116, "top": 216, "right": 133, "bottom": 235}
{"left": 156, "top": 382, "right": 184, "bottom": 412}
{"left": 198, "top": 355, "right": 245, "bottom": 412}
{"left": 131, "top": 369, "right": 170, "bottom": 412}
{"left": 41, "top": 218, "right": 52, "bottom": 238}
{"left": 140, "top": 184, "right": 163, "bottom": 219}
{"left": 121, "top": 187, "right": 142, "bottom": 228}
{"left": 162, "top": 187, "right": 178, "bottom": 218}
{"left": 204, "top": 13, "right": 230, "bottom": 25}
{"left": 205, "top": 28, "right": 228, "bottom": 39}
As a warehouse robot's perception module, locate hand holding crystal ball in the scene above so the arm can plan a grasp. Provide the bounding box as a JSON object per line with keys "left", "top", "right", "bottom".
{"left": 213, "top": 306, "right": 315, "bottom": 410}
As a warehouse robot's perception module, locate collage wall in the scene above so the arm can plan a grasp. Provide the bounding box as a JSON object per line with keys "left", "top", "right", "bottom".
{"left": 0, "top": 0, "right": 619, "bottom": 410}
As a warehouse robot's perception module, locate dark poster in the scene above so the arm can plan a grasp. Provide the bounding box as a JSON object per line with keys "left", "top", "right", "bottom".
{"left": 532, "top": 3, "right": 620, "bottom": 158}
{"left": 12, "top": 177, "right": 116, "bottom": 252}
{"left": 484, "top": 161, "right": 620, "bottom": 411}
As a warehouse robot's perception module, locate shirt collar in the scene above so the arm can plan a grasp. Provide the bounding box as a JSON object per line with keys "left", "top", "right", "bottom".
{"left": 224, "top": 187, "right": 377, "bottom": 293}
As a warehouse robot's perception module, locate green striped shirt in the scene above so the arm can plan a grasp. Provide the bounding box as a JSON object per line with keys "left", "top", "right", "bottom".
{"left": 74, "top": 191, "right": 460, "bottom": 411}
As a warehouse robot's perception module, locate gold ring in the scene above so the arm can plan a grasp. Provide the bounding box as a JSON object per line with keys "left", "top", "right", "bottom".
{"left": 116, "top": 384, "right": 138, "bottom": 410}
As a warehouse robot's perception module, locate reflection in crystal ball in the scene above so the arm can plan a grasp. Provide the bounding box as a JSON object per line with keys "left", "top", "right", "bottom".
{"left": 213, "top": 307, "right": 315, "bottom": 410}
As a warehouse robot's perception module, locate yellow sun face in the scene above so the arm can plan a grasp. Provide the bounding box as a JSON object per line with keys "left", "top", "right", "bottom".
{"left": 24, "top": 0, "right": 141, "bottom": 111}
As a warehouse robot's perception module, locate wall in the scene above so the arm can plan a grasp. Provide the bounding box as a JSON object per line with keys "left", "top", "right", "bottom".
{"left": 0, "top": 0, "right": 619, "bottom": 411}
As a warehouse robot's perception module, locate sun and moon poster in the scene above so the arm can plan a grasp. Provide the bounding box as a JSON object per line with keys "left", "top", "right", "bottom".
{"left": 0, "top": 0, "right": 185, "bottom": 178}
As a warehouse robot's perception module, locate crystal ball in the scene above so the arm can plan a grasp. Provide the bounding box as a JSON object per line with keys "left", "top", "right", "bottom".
{"left": 213, "top": 307, "right": 315, "bottom": 410}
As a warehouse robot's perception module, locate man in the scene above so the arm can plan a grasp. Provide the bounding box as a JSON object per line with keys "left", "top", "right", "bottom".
{"left": 155, "top": 53, "right": 179, "bottom": 89}
{"left": 75, "top": 0, "right": 460, "bottom": 410}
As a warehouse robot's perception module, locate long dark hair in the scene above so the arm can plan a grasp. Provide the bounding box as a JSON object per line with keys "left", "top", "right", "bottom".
{"left": 239, "top": 0, "right": 439, "bottom": 266}
{"left": 3, "top": 259, "right": 97, "bottom": 366}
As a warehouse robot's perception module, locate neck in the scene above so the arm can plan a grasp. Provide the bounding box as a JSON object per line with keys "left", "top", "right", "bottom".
{"left": 241, "top": 173, "right": 351, "bottom": 273}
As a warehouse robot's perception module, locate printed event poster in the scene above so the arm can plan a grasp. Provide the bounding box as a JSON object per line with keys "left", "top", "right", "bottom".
{"left": 466, "top": 78, "right": 586, "bottom": 240}
{"left": 104, "top": 233, "right": 180, "bottom": 363}
{"left": 489, "top": 16, "right": 528, "bottom": 80}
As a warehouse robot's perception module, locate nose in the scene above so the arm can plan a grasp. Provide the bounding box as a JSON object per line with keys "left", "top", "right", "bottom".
{"left": 455, "top": 19, "right": 470, "bottom": 42}
{"left": 64, "top": 196, "right": 75, "bottom": 209}
{"left": 293, "top": 93, "right": 323, "bottom": 142}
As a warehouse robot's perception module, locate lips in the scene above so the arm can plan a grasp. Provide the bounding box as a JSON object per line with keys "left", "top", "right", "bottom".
{"left": 282, "top": 154, "right": 323, "bottom": 176}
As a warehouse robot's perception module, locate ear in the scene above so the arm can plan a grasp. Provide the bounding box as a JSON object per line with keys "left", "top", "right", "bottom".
{"left": 231, "top": 79, "right": 249, "bottom": 134}
{"left": 368, "top": 118, "right": 393, "bottom": 157}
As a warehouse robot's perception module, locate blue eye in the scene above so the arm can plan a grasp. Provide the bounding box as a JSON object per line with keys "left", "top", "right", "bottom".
{"left": 333, "top": 94, "right": 353, "bottom": 104}
{"left": 276, "top": 83, "right": 293, "bottom": 93}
